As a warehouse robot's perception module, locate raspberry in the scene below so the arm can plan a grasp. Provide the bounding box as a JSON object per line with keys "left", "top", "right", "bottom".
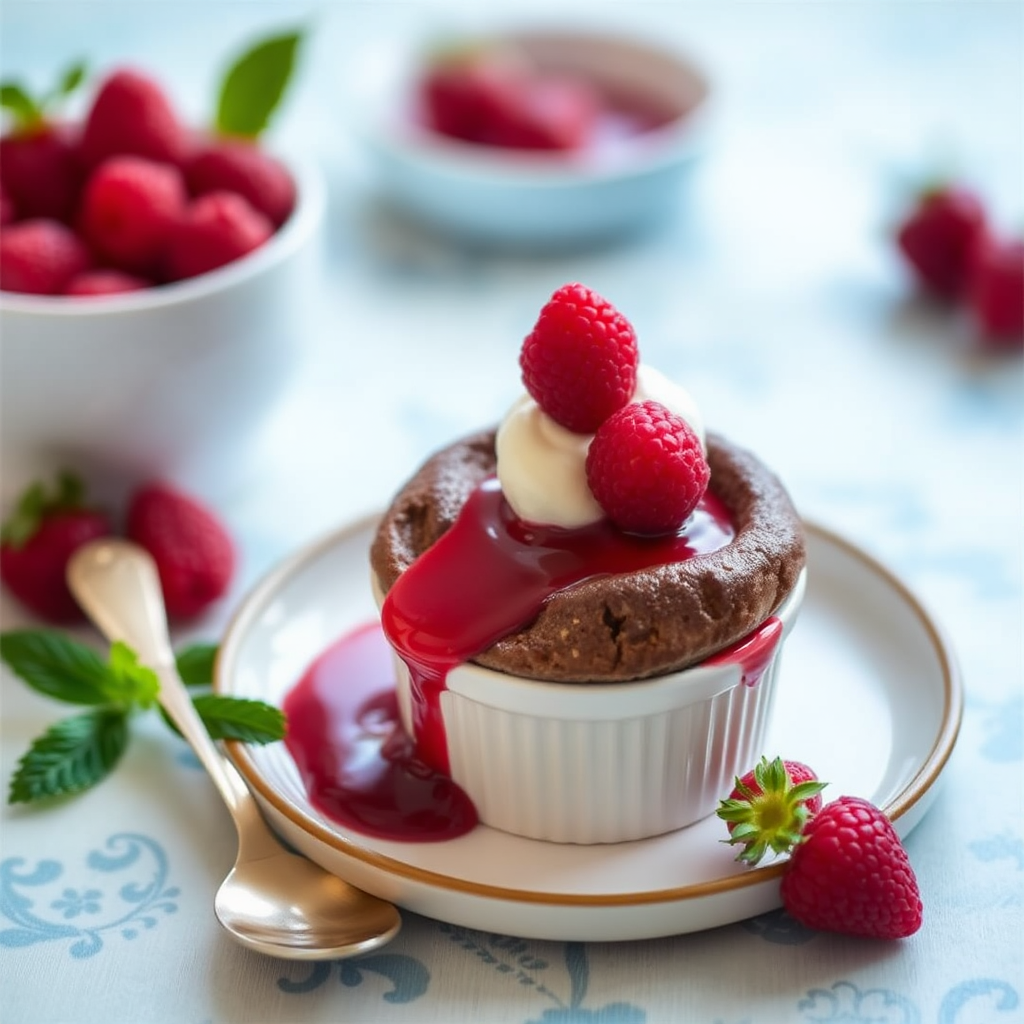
{"left": 126, "top": 481, "right": 235, "bottom": 619}
{"left": 0, "top": 182, "right": 15, "bottom": 226}
{"left": 482, "top": 75, "right": 598, "bottom": 150}
{"left": 421, "top": 52, "right": 597, "bottom": 151}
{"left": 781, "top": 796, "right": 923, "bottom": 940}
{"left": 0, "top": 122, "right": 84, "bottom": 222}
{"left": 585, "top": 400, "right": 709, "bottom": 534}
{"left": 164, "top": 191, "right": 273, "bottom": 281}
{"left": 969, "top": 235, "right": 1023, "bottom": 345}
{"left": 78, "top": 68, "right": 190, "bottom": 169}
{"left": 895, "top": 185, "right": 986, "bottom": 300}
{"left": 186, "top": 140, "right": 296, "bottom": 227}
{"left": 0, "top": 219, "right": 92, "bottom": 295}
{"left": 520, "top": 282, "right": 638, "bottom": 433}
{"left": 64, "top": 269, "right": 151, "bottom": 296}
{"left": 77, "top": 155, "right": 187, "bottom": 275}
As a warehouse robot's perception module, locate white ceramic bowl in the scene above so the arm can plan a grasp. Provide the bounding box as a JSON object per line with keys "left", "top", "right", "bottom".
{"left": 357, "top": 30, "right": 712, "bottom": 247}
{"left": 0, "top": 156, "right": 325, "bottom": 503}
{"left": 375, "top": 568, "right": 806, "bottom": 845}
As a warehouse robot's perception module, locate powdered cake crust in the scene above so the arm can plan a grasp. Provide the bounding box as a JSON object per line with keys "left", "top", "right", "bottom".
{"left": 370, "top": 429, "right": 805, "bottom": 682}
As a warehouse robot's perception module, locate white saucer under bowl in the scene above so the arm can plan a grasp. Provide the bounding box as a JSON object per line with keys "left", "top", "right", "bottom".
{"left": 216, "top": 516, "right": 961, "bottom": 942}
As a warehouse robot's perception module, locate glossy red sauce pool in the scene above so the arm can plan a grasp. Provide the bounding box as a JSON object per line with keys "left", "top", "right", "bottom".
{"left": 283, "top": 479, "right": 753, "bottom": 842}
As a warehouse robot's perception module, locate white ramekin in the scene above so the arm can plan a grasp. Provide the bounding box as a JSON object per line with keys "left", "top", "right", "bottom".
{"left": 377, "top": 566, "right": 806, "bottom": 845}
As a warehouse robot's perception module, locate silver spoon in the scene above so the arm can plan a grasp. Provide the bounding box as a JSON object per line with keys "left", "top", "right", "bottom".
{"left": 67, "top": 538, "right": 402, "bottom": 960}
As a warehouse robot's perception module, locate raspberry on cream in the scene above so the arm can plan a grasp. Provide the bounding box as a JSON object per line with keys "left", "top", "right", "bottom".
{"left": 496, "top": 363, "right": 706, "bottom": 527}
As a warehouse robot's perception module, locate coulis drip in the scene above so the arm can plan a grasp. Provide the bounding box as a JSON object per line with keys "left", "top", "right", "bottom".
{"left": 380, "top": 477, "right": 734, "bottom": 774}
{"left": 283, "top": 620, "right": 478, "bottom": 842}
{"left": 704, "top": 615, "right": 782, "bottom": 686}
{"left": 281, "top": 478, "right": 787, "bottom": 843}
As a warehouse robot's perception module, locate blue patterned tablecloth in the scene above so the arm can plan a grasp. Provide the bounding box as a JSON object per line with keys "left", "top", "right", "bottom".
{"left": 1, "top": 3, "right": 1021, "bottom": 1022}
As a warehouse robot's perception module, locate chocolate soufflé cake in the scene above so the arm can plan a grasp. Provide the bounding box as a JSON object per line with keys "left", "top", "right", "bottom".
{"left": 370, "top": 428, "right": 806, "bottom": 683}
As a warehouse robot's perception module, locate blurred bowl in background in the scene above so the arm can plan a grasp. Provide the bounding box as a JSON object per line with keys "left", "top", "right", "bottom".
{"left": 357, "top": 29, "right": 713, "bottom": 248}
{"left": 0, "top": 155, "right": 326, "bottom": 506}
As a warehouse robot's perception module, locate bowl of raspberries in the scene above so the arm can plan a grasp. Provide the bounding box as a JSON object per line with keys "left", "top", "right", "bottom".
{"left": 0, "top": 33, "right": 325, "bottom": 498}
{"left": 357, "top": 28, "right": 712, "bottom": 248}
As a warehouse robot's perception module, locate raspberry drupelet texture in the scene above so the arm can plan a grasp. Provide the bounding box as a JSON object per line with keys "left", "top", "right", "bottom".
{"left": 780, "top": 795, "right": 923, "bottom": 940}
{"left": 585, "top": 399, "right": 710, "bottom": 535}
{"left": 520, "top": 282, "right": 639, "bottom": 434}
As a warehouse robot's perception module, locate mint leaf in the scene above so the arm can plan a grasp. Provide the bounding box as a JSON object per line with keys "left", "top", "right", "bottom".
{"left": 190, "top": 694, "right": 286, "bottom": 744}
{"left": 215, "top": 29, "right": 302, "bottom": 139}
{"left": 104, "top": 641, "right": 159, "bottom": 708}
{"left": 0, "top": 630, "right": 111, "bottom": 705}
{"left": 8, "top": 708, "right": 130, "bottom": 803}
{"left": 175, "top": 643, "right": 218, "bottom": 687}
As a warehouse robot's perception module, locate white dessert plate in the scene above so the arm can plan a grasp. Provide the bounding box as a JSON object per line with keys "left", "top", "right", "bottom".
{"left": 217, "top": 515, "right": 961, "bottom": 942}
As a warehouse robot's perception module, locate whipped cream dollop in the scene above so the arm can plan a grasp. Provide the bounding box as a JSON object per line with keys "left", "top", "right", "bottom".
{"left": 496, "top": 364, "right": 706, "bottom": 528}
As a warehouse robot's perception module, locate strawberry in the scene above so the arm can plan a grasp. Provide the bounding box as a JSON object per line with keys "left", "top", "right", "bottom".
{"left": 0, "top": 60, "right": 87, "bottom": 222}
{"left": 185, "top": 139, "right": 296, "bottom": 227}
{"left": 164, "top": 191, "right": 272, "bottom": 281}
{"left": 520, "top": 282, "right": 638, "bottom": 433}
{"left": 125, "top": 481, "right": 235, "bottom": 620}
{"left": 0, "top": 218, "right": 92, "bottom": 295}
{"left": 0, "top": 123, "right": 84, "bottom": 223}
{"left": 895, "top": 185, "right": 987, "bottom": 300}
{"left": 77, "top": 155, "right": 188, "bottom": 275}
{"left": 780, "top": 796, "right": 923, "bottom": 940}
{"left": 0, "top": 472, "right": 112, "bottom": 622}
{"left": 64, "top": 268, "right": 151, "bottom": 296}
{"left": 585, "top": 400, "right": 709, "bottom": 535}
{"left": 716, "top": 756, "right": 827, "bottom": 865}
{"left": 968, "top": 235, "right": 1023, "bottom": 346}
{"left": 78, "top": 67, "right": 190, "bottom": 170}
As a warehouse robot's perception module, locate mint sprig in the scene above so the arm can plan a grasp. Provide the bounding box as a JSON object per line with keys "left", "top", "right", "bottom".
{"left": 2, "top": 630, "right": 286, "bottom": 805}
{"left": 215, "top": 29, "right": 303, "bottom": 139}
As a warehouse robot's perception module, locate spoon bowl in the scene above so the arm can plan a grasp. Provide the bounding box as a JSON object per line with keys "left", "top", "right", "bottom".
{"left": 66, "top": 538, "right": 402, "bottom": 960}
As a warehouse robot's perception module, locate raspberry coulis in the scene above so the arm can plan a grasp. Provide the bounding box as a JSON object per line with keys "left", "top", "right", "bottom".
{"left": 705, "top": 616, "right": 783, "bottom": 687}
{"left": 283, "top": 620, "right": 478, "bottom": 841}
{"left": 380, "top": 477, "right": 735, "bottom": 776}
{"left": 284, "top": 476, "right": 754, "bottom": 843}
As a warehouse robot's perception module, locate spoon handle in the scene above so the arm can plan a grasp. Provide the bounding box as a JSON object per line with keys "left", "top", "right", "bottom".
{"left": 66, "top": 540, "right": 273, "bottom": 849}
